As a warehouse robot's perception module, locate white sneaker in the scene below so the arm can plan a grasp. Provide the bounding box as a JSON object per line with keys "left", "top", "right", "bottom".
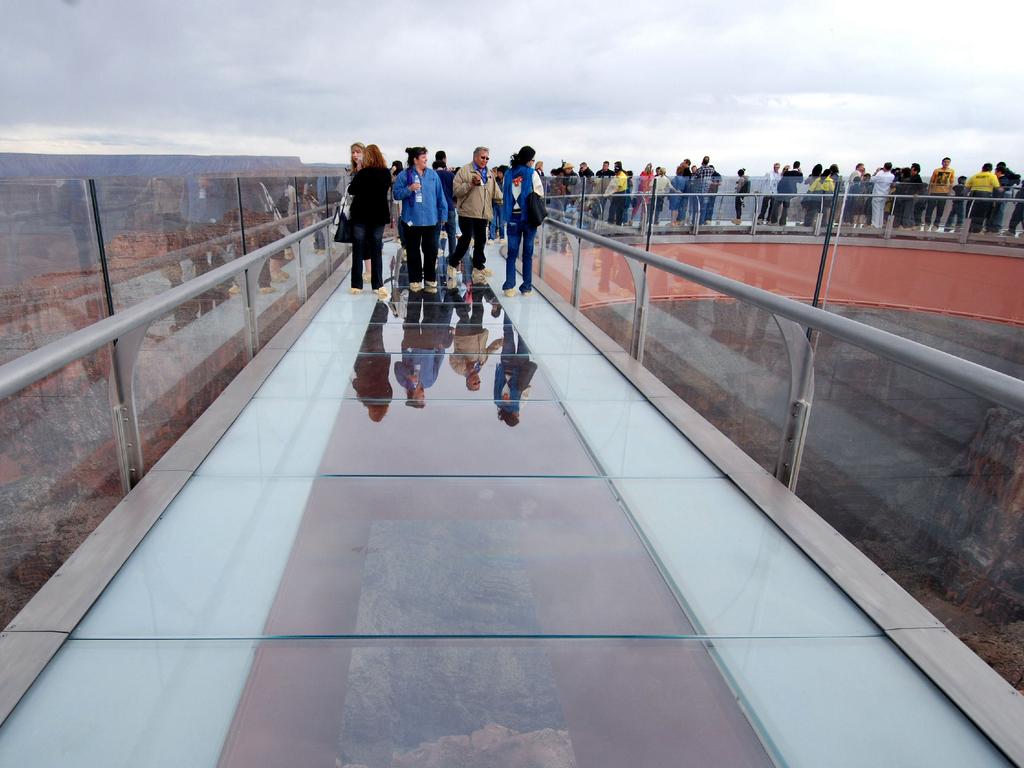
{"left": 503, "top": 288, "right": 516, "bottom": 297}
{"left": 376, "top": 287, "right": 390, "bottom": 300}
{"left": 447, "top": 265, "right": 459, "bottom": 279}
{"left": 424, "top": 281, "right": 438, "bottom": 294}
{"left": 471, "top": 268, "right": 487, "bottom": 284}
{"left": 409, "top": 281, "right": 423, "bottom": 292}
{"left": 348, "top": 287, "right": 363, "bottom": 294}
{"left": 482, "top": 267, "right": 494, "bottom": 276}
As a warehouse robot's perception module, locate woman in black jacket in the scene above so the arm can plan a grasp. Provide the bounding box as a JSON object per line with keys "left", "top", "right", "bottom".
{"left": 348, "top": 144, "right": 393, "bottom": 298}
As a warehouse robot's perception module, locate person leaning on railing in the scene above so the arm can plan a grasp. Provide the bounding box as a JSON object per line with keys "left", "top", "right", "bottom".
{"left": 965, "top": 163, "right": 1001, "bottom": 233}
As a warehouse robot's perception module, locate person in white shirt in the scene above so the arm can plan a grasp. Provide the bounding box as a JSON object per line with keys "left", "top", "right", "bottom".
{"left": 759, "top": 162, "right": 782, "bottom": 223}
{"left": 870, "top": 162, "right": 896, "bottom": 228}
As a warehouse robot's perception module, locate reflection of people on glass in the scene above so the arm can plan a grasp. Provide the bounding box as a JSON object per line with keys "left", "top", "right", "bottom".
{"left": 449, "top": 283, "right": 502, "bottom": 391}
{"left": 351, "top": 302, "right": 393, "bottom": 422}
{"left": 395, "top": 291, "right": 452, "bottom": 407}
{"left": 494, "top": 315, "right": 537, "bottom": 427}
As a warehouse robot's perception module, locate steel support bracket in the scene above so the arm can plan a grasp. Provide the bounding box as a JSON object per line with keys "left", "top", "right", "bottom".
{"left": 107, "top": 323, "right": 150, "bottom": 493}
{"left": 241, "top": 258, "right": 270, "bottom": 359}
{"left": 772, "top": 314, "right": 816, "bottom": 490}
{"left": 624, "top": 259, "right": 649, "bottom": 362}
{"left": 570, "top": 235, "right": 583, "bottom": 308}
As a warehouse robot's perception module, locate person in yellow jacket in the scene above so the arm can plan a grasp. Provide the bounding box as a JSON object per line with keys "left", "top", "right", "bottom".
{"left": 448, "top": 147, "right": 504, "bottom": 285}
{"left": 965, "top": 163, "right": 1001, "bottom": 232}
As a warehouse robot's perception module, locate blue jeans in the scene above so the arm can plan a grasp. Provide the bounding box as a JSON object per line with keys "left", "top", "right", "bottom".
{"left": 489, "top": 204, "right": 505, "bottom": 239}
{"left": 503, "top": 217, "right": 535, "bottom": 292}
{"left": 701, "top": 195, "right": 715, "bottom": 223}
{"left": 436, "top": 208, "right": 458, "bottom": 256}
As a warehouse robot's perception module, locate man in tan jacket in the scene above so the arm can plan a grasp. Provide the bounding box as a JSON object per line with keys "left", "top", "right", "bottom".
{"left": 448, "top": 146, "right": 503, "bottom": 285}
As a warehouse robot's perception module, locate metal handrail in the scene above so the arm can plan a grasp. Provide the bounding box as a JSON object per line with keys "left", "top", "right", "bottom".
{"left": 0, "top": 217, "right": 330, "bottom": 401}
{"left": 545, "top": 217, "right": 1024, "bottom": 414}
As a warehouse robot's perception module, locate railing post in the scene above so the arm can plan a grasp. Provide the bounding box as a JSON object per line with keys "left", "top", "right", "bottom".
{"left": 750, "top": 192, "right": 759, "bottom": 236}
{"left": 959, "top": 198, "right": 971, "bottom": 244}
{"left": 293, "top": 176, "right": 308, "bottom": 302}
{"left": 884, "top": 199, "right": 896, "bottom": 239}
{"left": 241, "top": 262, "right": 265, "bottom": 358}
{"left": 692, "top": 197, "right": 701, "bottom": 236}
{"left": 108, "top": 324, "right": 149, "bottom": 492}
{"left": 570, "top": 235, "right": 582, "bottom": 308}
{"left": 578, "top": 177, "right": 586, "bottom": 229}
{"left": 322, "top": 176, "right": 333, "bottom": 276}
{"left": 623, "top": 259, "right": 649, "bottom": 363}
{"left": 645, "top": 184, "right": 657, "bottom": 251}
{"left": 772, "top": 315, "right": 815, "bottom": 490}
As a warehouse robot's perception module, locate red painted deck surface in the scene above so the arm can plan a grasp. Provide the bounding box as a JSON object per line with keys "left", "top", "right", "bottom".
{"left": 540, "top": 240, "right": 1024, "bottom": 326}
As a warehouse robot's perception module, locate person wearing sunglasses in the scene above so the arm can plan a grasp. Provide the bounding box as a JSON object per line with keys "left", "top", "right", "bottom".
{"left": 449, "top": 146, "right": 503, "bottom": 286}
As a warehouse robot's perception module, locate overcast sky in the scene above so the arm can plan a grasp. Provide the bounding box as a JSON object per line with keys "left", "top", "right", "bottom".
{"left": 2, "top": 0, "right": 1021, "bottom": 175}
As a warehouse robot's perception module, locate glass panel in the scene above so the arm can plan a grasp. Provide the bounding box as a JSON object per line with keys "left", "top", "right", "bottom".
{"left": 563, "top": 399, "right": 722, "bottom": 478}
{"left": 296, "top": 176, "right": 328, "bottom": 295}
{"left": 576, "top": 235, "right": 636, "bottom": 351}
{"left": 197, "top": 399, "right": 598, "bottom": 478}
{"left": 94, "top": 176, "right": 244, "bottom": 310}
{"left": 1, "top": 638, "right": 1008, "bottom": 768}
{"left": 0, "top": 178, "right": 107, "bottom": 360}
{"left": 821, "top": 225, "right": 1024, "bottom": 373}
{"left": 640, "top": 265, "right": 791, "bottom": 473}
{"left": 614, "top": 478, "right": 877, "bottom": 637}
{"left": 647, "top": 233, "right": 825, "bottom": 303}
{"left": 0, "top": 349, "right": 121, "bottom": 627}
{"left": 132, "top": 275, "right": 248, "bottom": 466}
{"left": 536, "top": 221, "right": 574, "bottom": 304}
{"left": 798, "top": 333, "right": 1024, "bottom": 688}
{"left": 75, "top": 476, "right": 692, "bottom": 638}
{"left": 238, "top": 177, "right": 302, "bottom": 346}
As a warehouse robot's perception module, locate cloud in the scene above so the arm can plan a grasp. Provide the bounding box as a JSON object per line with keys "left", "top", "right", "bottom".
{"left": 1, "top": 0, "right": 1020, "bottom": 173}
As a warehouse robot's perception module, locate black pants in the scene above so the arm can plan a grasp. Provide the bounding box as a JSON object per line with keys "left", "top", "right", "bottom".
{"left": 450, "top": 215, "right": 488, "bottom": 269}
{"left": 405, "top": 224, "right": 439, "bottom": 284}
{"left": 758, "top": 196, "right": 775, "bottom": 222}
{"left": 776, "top": 198, "right": 791, "bottom": 225}
{"left": 1009, "top": 202, "right": 1023, "bottom": 234}
{"left": 968, "top": 192, "right": 992, "bottom": 233}
{"left": 924, "top": 197, "right": 947, "bottom": 226}
{"left": 352, "top": 223, "right": 385, "bottom": 289}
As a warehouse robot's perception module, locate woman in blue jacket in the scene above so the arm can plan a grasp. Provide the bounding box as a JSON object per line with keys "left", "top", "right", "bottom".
{"left": 393, "top": 146, "right": 448, "bottom": 292}
{"left": 501, "top": 145, "right": 544, "bottom": 297}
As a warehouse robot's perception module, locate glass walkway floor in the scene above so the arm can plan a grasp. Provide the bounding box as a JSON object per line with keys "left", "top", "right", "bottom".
{"left": 0, "top": 244, "right": 1010, "bottom": 767}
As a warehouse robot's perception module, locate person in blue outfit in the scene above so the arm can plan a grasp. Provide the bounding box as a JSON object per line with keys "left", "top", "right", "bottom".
{"left": 392, "top": 146, "right": 447, "bottom": 292}
{"left": 433, "top": 157, "right": 458, "bottom": 259}
{"left": 501, "top": 145, "right": 544, "bottom": 297}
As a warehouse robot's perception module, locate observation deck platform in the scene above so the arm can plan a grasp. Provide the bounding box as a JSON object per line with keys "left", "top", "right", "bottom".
{"left": 0, "top": 242, "right": 1013, "bottom": 767}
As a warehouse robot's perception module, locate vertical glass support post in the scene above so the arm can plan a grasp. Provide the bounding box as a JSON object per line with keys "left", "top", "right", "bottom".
{"left": 570, "top": 235, "right": 582, "bottom": 308}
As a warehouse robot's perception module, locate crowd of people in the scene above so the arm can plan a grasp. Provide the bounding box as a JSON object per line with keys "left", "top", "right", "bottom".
{"left": 536, "top": 156, "right": 1024, "bottom": 236}
{"left": 339, "top": 144, "right": 1022, "bottom": 309}
{"left": 342, "top": 142, "right": 543, "bottom": 303}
